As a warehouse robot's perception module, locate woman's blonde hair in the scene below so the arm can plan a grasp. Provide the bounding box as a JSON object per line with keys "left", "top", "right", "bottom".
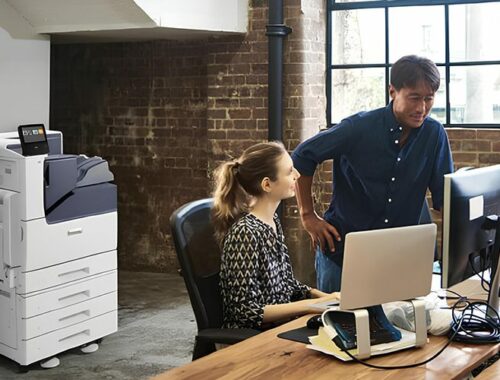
{"left": 212, "top": 141, "right": 287, "bottom": 244}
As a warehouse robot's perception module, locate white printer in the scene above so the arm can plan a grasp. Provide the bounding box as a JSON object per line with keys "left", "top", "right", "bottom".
{"left": 0, "top": 128, "right": 117, "bottom": 367}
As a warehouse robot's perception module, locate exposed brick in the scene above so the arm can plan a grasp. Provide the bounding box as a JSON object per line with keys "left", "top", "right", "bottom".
{"left": 445, "top": 128, "right": 477, "bottom": 140}
{"left": 228, "top": 109, "right": 252, "bottom": 119}
{"left": 461, "top": 140, "right": 491, "bottom": 152}
{"left": 476, "top": 129, "right": 500, "bottom": 140}
{"left": 479, "top": 153, "right": 500, "bottom": 164}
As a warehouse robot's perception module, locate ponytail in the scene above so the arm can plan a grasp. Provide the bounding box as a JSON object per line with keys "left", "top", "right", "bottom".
{"left": 211, "top": 141, "right": 287, "bottom": 244}
{"left": 212, "top": 160, "right": 249, "bottom": 244}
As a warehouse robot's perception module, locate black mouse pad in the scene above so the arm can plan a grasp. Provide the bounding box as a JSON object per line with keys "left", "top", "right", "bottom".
{"left": 277, "top": 326, "right": 318, "bottom": 344}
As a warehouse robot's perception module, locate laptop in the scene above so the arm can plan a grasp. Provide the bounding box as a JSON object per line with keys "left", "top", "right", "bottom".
{"left": 311, "top": 223, "right": 437, "bottom": 311}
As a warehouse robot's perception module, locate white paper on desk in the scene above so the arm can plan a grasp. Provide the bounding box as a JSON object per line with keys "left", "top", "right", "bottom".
{"left": 307, "top": 326, "right": 418, "bottom": 361}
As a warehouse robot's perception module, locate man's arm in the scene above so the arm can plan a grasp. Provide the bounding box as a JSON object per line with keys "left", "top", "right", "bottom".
{"left": 295, "top": 175, "right": 341, "bottom": 253}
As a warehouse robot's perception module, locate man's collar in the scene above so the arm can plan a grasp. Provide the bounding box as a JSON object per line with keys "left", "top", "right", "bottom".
{"left": 384, "top": 101, "right": 400, "bottom": 132}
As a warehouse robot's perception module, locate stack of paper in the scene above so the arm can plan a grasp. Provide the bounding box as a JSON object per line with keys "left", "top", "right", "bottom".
{"left": 307, "top": 325, "right": 419, "bottom": 361}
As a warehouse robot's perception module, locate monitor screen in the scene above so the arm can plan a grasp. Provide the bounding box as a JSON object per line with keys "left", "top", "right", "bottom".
{"left": 442, "top": 165, "right": 500, "bottom": 289}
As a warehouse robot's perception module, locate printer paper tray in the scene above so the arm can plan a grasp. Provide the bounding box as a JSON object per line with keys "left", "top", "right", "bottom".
{"left": 1, "top": 311, "right": 118, "bottom": 366}
{"left": 19, "top": 212, "right": 117, "bottom": 271}
{"left": 18, "top": 270, "right": 117, "bottom": 317}
{"left": 16, "top": 250, "right": 116, "bottom": 294}
{"left": 21, "top": 291, "right": 117, "bottom": 340}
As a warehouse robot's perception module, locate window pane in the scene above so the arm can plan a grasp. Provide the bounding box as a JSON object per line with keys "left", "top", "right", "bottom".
{"left": 332, "top": 9, "right": 385, "bottom": 65}
{"left": 429, "top": 67, "right": 446, "bottom": 124}
{"left": 389, "top": 6, "right": 444, "bottom": 64}
{"left": 332, "top": 68, "right": 385, "bottom": 123}
{"left": 450, "top": 3, "right": 500, "bottom": 62}
{"left": 450, "top": 65, "right": 500, "bottom": 124}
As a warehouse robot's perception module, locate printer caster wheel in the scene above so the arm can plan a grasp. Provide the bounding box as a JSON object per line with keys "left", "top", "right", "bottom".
{"left": 80, "top": 342, "right": 99, "bottom": 354}
{"left": 17, "top": 364, "right": 31, "bottom": 373}
{"left": 40, "top": 356, "right": 60, "bottom": 369}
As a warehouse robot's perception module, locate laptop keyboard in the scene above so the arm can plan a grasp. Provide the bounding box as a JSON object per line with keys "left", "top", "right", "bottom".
{"left": 330, "top": 306, "right": 401, "bottom": 350}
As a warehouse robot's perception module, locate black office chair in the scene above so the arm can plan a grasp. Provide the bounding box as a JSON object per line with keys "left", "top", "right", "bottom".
{"left": 170, "top": 198, "right": 260, "bottom": 360}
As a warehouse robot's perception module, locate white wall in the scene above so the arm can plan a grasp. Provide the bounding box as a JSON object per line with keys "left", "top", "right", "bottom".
{"left": 0, "top": 0, "right": 50, "bottom": 133}
{"left": 134, "top": 0, "right": 248, "bottom": 33}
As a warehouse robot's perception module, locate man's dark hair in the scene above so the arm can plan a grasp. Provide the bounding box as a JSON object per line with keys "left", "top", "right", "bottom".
{"left": 390, "top": 55, "right": 440, "bottom": 92}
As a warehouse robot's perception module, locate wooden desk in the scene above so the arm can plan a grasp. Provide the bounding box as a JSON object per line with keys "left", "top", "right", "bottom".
{"left": 153, "top": 315, "right": 500, "bottom": 380}
{"left": 476, "top": 358, "right": 500, "bottom": 380}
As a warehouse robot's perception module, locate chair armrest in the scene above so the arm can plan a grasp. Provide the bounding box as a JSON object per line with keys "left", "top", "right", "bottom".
{"left": 197, "top": 328, "right": 260, "bottom": 345}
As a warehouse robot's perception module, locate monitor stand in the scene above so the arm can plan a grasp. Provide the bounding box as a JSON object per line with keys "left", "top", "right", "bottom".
{"left": 485, "top": 215, "right": 500, "bottom": 319}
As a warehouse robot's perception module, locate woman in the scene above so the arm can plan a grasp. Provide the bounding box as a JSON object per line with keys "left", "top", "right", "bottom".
{"left": 212, "top": 141, "right": 339, "bottom": 330}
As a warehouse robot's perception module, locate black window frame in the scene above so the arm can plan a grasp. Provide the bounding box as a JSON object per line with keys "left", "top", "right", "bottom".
{"left": 326, "top": 0, "right": 500, "bottom": 129}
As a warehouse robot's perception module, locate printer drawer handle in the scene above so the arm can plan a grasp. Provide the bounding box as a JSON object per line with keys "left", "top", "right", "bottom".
{"left": 58, "top": 290, "right": 90, "bottom": 303}
{"left": 67, "top": 228, "right": 83, "bottom": 236}
{"left": 59, "top": 329, "right": 90, "bottom": 343}
{"left": 58, "top": 267, "right": 90, "bottom": 279}
{"left": 59, "top": 310, "right": 91, "bottom": 323}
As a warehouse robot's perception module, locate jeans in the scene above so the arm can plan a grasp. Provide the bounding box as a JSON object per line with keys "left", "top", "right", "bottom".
{"left": 315, "top": 247, "right": 343, "bottom": 292}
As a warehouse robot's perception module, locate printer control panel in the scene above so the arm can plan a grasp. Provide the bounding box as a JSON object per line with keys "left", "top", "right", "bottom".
{"left": 18, "top": 124, "right": 49, "bottom": 156}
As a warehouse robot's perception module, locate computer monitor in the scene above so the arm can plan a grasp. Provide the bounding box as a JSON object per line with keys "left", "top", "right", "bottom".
{"left": 441, "top": 165, "right": 500, "bottom": 313}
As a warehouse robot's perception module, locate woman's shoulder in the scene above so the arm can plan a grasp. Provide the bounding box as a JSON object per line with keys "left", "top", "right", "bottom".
{"left": 224, "top": 214, "right": 262, "bottom": 240}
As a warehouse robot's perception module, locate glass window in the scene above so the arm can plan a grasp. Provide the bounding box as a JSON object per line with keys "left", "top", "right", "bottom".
{"left": 389, "top": 6, "right": 445, "bottom": 64}
{"left": 429, "top": 67, "right": 447, "bottom": 124}
{"left": 449, "top": 65, "right": 500, "bottom": 124}
{"left": 450, "top": 3, "right": 500, "bottom": 62}
{"left": 332, "top": 68, "right": 385, "bottom": 122}
{"left": 328, "top": 0, "right": 500, "bottom": 127}
{"left": 332, "top": 9, "right": 385, "bottom": 65}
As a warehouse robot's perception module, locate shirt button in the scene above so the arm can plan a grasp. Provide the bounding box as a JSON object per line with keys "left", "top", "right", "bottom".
{"left": 395, "top": 140, "right": 399, "bottom": 144}
{"left": 397, "top": 157, "right": 401, "bottom": 162}
{"left": 390, "top": 128, "right": 394, "bottom": 132}
{"left": 399, "top": 126, "right": 402, "bottom": 131}
{"left": 391, "top": 177, "right": 396, "bottom": 182}
{"left": 388, "top": 198, "right": 392, "bottom": 203}
{"left": 384, "top": 219, "right": 389, "bottom": 223}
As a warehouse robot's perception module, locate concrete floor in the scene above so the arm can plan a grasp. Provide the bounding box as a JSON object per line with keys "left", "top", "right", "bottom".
{"left": 0, "top": 271, "right": 196, "bottom": 380}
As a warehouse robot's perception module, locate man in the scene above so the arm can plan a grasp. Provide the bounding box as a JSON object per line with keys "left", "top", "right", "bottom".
{"left": 292, "top": 55, "right": 454, "bottom": 292}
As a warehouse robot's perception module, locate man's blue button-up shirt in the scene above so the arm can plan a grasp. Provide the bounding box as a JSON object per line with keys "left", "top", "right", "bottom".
{"left": 292, "top": 102, "right": 454, "bottom": 264}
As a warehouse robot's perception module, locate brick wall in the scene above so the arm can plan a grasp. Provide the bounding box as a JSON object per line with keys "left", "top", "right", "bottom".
{"left": 447, "top": 128, "right": 500, "bottom": 169}
{"left": 50, "top": 41, "right": 209, "bottom": 272}
{"left": 49, "top": 0, "right": 500, "bottom": 280}
{"left": 202, "top": 0, "right": 328, "bottom": 284}
{"left": 283, "top": 0, "right": 328, "bottom": 285}
{"left": 206, "top": 1, "right": 269, "bottom": 171}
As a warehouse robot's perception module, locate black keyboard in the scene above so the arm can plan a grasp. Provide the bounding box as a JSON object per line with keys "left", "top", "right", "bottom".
{"left": 330, "top": 306, "right": 401, "bottom": 350}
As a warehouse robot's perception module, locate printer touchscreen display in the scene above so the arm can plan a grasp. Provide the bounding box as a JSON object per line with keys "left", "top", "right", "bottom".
{"left": 18, "top": 124, "right": 49, "bottom": 155}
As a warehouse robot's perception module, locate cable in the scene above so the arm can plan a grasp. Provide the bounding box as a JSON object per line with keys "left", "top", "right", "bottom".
{"left": 468, "top": 254, "right": 490, "bottom": 292}
{"left": 449, "top": 300, "right": 500, "bottom": 344}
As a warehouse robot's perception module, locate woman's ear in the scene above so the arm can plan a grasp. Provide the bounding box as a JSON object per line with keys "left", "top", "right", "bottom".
{"left": 260, "top": 177, "right": 272, "bottom": 193}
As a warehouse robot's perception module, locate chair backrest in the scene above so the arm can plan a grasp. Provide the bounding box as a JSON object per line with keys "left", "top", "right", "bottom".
{"left": 170, "top": 198, "right": 223, "bottom": 331}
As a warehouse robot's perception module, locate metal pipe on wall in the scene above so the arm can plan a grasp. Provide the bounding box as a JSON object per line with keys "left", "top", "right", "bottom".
{"left": 266, "top": 0, "right": 291, "bottom": 142}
